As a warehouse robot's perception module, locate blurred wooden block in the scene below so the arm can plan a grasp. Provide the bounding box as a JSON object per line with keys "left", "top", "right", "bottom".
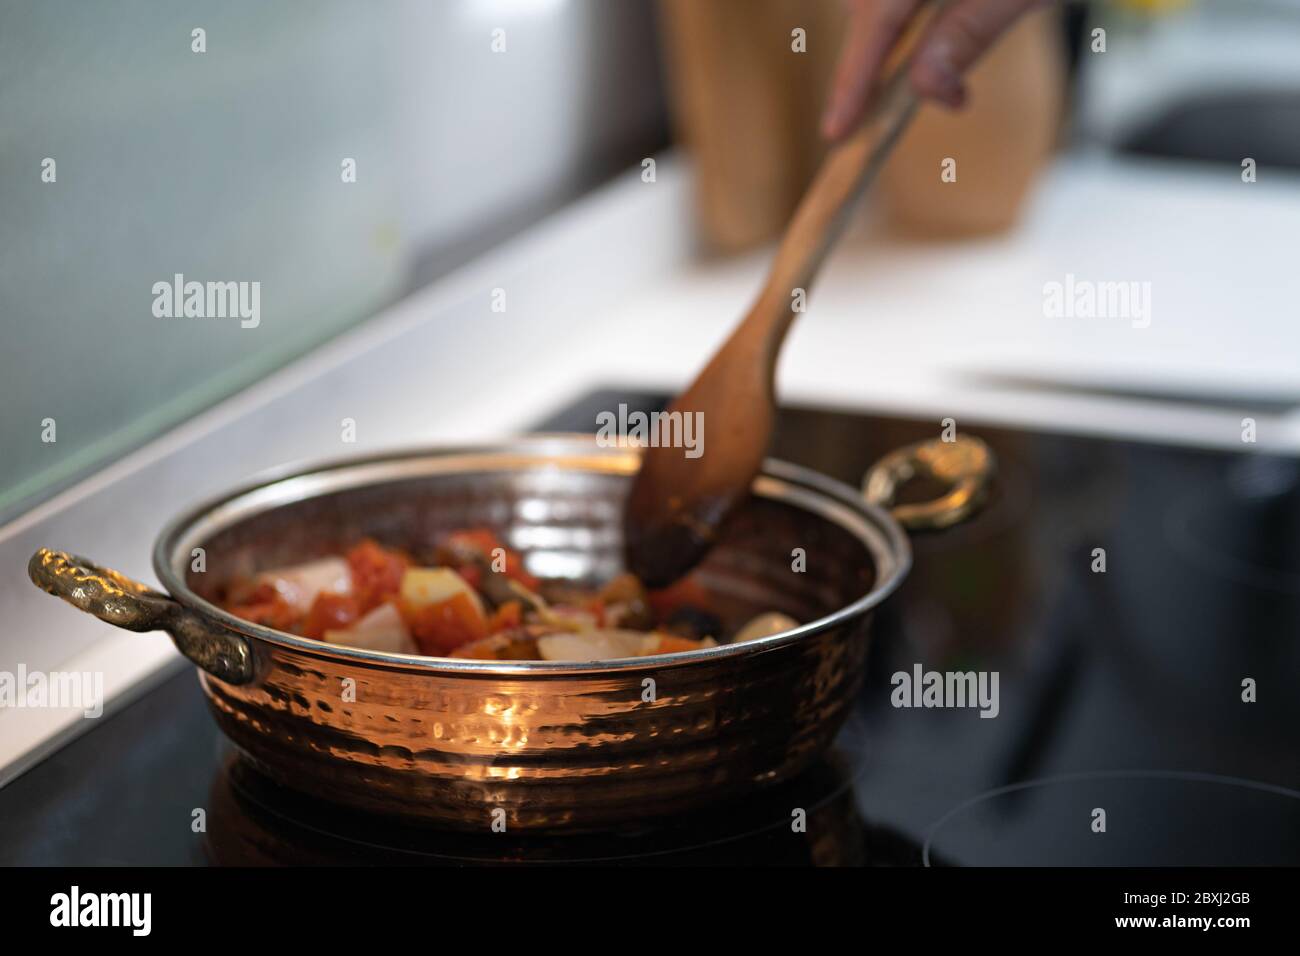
{"left": 879, "top": 8, "right": 1065, "bottom": 238}
{"left": 659, "top": 1, "right": 1064, "bottom": 249}
{"left": 659, "top": 0, "right": 844, "bottom": 252}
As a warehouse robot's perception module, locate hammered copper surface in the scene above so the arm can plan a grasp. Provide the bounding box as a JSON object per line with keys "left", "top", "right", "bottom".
{"left": 31, "top": 436, "right": 939, "bottom": 831}
{"left": 179, "top": 443, "right": 887, "bottom": 829}
{"left": 202, "top": 615, "right": 869, "bottom": 829}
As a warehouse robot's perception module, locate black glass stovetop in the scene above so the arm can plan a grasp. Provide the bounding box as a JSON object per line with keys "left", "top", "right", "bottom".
{"left": 2, "top": 389, "right": 1297, "bottom": 865}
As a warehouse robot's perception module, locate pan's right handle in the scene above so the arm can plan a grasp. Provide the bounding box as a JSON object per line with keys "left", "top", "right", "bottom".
{"left": 863, "top": 435, "right": 994, "bottom": 531}
{"left": 28, "top": 548, "right": 254, "bottom": 685}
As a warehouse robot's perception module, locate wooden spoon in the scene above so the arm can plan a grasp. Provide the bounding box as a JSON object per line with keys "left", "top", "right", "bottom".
{"left": 624, "top": 2, "right": 942, "bottom": 587}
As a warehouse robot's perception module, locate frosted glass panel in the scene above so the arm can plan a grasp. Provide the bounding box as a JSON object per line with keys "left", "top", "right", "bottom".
{"left": 0, "top": 0, "right": 665, "bottom": 517}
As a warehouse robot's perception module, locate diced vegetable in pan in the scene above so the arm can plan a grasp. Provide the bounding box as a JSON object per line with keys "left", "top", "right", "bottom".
{"left": 324, "top": 602, "right": 416, "bottom": 655}
{"left": 732, "top": 611, "right": 800, "bottom": 644}
{"left": 222, "top": 531, "right": 799, "bottom": 661}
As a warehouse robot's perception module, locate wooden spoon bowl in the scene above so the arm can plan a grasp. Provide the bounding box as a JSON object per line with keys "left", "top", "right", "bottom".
{"left": 624, "top": 2, "right": 942, "bottom": 587}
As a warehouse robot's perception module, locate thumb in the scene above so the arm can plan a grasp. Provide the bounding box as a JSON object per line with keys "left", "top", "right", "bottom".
{"left": 909, "top": 0, "right": 1044, "bottom": 108}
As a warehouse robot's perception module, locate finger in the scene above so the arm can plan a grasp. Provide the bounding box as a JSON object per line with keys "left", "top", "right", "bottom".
{"left": 909, "top": 0, "right": 1043, "bottom": 108}
{"left": 821, "top": 0, "right": 924, "bottom": 141}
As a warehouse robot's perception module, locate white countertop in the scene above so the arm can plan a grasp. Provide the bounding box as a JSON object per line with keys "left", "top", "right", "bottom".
{"left": 3, "top": 148, "right": 1297, "bottom": 779}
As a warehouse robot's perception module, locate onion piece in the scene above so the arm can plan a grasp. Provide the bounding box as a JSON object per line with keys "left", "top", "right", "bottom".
{"left": 731, "top": 611, "right": 799, "bottom": 645}
{"left": 323, "top": 602, "right": 416, "bottom": 654}
{"left": 537, "top": 629, "right": 657, "bottom": 662}
{"left": 255, "top": 557, "right": 352, "bottom": 615}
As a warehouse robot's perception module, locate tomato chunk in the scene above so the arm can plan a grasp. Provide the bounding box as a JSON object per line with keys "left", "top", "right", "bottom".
{"left": 347, "top": 539, "right": 409, "bottom": 612}
{"left": 647, "top": 634, "right": 708, "bottom": 655}
{"left": 443, "top": 528, "right": 540, "bottom": 590}
{"left": 445, "top": 529, "right": 502, "bottom": 558}
{"left": 647, "top": 577, "right": 711, "bottom": 621}
{"left": 303, "top": 591, "right": 363, "bottom": 639}
{"left": 226, "top": 581, "right": 300, "bottom": 632}
{"left": 456, "top": 563, "right": 484, "bottom": 591}
{"left": 488, "top": 599, "right": 523, "bottom": 633}
{"left": 227, "top": 599, "right": 299, "bottom": 631}
{"left": 403, "top": 592, "right": 489, "bottom": 656}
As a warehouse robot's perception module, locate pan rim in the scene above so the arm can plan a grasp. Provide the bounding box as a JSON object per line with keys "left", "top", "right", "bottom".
{"left": 153, "top": 433, "right": 912, "bottom": 677}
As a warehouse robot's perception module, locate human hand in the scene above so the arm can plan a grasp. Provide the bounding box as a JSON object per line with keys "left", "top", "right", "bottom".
{"left": 821, "top": 0, "right": 1045, "bottom": 140}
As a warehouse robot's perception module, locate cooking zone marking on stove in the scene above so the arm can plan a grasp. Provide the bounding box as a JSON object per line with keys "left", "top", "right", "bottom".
{"left": 49, "top": 887, "right": 151, "bottom": 936}
{"left": 891, "top": 664, "right": 999, "bottom": 718}
{"left": 151, "top": 273, "right": 260, "bottom": 328}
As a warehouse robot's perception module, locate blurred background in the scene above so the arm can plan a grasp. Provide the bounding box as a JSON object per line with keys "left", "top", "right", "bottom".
{"left": 3, "top": 0, "right": 1300, "bottom": 520}
{"left": 1, "top": 0, "right": 670, "bottom": 519}
{"left": 2, "top": 0, "right": 1298, "bottom": 859}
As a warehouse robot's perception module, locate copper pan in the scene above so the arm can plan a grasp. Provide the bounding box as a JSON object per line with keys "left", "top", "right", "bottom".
{"left": 28, "top": 433, "right": 992, "bottom": 831}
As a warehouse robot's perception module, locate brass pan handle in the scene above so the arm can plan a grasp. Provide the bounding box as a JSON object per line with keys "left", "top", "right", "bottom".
{"left": 28, "top": 548, "right": 254, "bottom": 685}
{"left": 863, "top": 435, "right": 994, "bottom": 531}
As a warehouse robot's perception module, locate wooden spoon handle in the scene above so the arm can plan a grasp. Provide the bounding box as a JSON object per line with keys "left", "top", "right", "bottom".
{"left": 746, "top": 1, "right": 945, "bottom": 345}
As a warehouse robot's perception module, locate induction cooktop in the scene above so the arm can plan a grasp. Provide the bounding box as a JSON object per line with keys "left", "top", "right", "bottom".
{"left": 2, "top": 389, "right": 1296, "bottom": 866}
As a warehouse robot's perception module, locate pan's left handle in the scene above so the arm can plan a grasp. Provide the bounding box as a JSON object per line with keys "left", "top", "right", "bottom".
{"left": 28, "top": 548, "right": 254, "bottom": 685}
{"left": 863, "top": 434, "right": 994, "bottom": 531}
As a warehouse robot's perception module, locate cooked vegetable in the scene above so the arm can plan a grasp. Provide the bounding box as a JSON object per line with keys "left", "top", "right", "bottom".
{"left": 646, "top": 577, "right": 711, "bottom": 619}
{"left": 251, "top": 557, "right": 352, "bottom": 615}
{"left": 347, "top": 539, "right": 409, "bottom": 611}
{"left": 488, "top": 600, "right": 523, "bottom": 632}
{"left": 598, "top": 573, "right": 654, "bottom": 630}
{"left": 409, "top": 597, "right": 485, "bottom": 655}
{"left": 640, "top": 633, "right": 717, "bottom": 656}
{"left": 303, "top": 591, "right": 362, "bottom": 639}
{"left": 222, "top": 529, "right": 800, "bottom": 661}
{"left": 224, "top": 584, "right": 299, "bottom": 632}
{"left": 438, "top": 529, "right": 540, "bottom": 593}
{"left": 450, "top": 629, "right": 541, "bottom": 660}
{"left": 324, "top": 602, "right": 416, "bottom": 655}
{"left": 400, "top": 566, "right": 484, "bottom": 614}
{"left": 536, "top": 630, "right": 652, "bottom": 661}
{"left": 731, "top": 611, "right": 799, "bottom": 644}
{"left": 663, "top": 606, "right": 722, "bottom": 642}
